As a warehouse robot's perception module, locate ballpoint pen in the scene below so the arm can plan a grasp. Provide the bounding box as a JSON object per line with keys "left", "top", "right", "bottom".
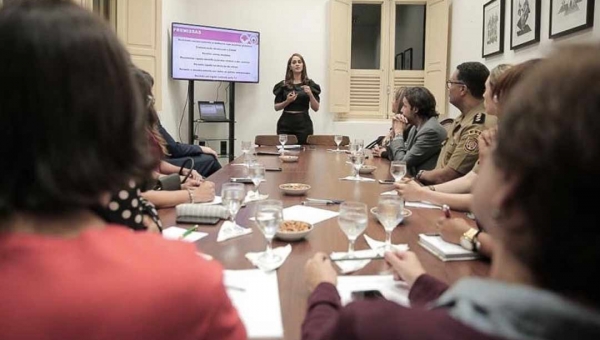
{"left": 330, "top": 255, "right": 385, "bottom": 261}
{"left": 180, "top": 224, "right": 199, "bottom": 239}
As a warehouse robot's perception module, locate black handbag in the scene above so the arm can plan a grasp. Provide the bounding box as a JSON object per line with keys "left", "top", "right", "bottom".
{"left": 154, "top": 157, "right": 195, "bottom": 191}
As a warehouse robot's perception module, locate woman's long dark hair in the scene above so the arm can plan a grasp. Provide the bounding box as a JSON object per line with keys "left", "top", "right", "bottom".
{"left": 284, "top": 53, "right": 309, "bottom": 88}
{"left": 132, "top": 68, "right": 169, "bottom": 156}
{"left": 0, "top": 0, "right": 154, "bottom": 219}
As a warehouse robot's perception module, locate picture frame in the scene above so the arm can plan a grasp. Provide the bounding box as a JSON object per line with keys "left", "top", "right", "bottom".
{"left": 482, "top": 0, "right": 505, "bottom": 58}
{"left": 549, "top": 0, "right": 595, "bottom": 39}
{"left": 511, "top": 0, "right": 541, "bottom": 49}
{"left": 403, "top": 48, "right": 413, "bottom": 70}
{"left": 395, "top": 52, "right": 404, "bottom": 70}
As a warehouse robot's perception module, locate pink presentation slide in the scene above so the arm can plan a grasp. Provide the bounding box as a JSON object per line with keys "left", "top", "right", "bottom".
{"left": 172, "top": 23, "right": 259, "bottom": 83}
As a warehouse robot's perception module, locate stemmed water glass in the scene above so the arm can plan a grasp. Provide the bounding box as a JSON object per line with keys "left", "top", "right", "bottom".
{"left": 338, "top": 202, "right": 368, "bottom": 258}
{"left": 390, "top": 160, "right": 407, "bottom": 182}
{"left": 279, "top": 134, "right": 288, "bottom": 154}
{"left": 221, "top": 183, "right": 246, "bottom": 232}
{"left": 241, "top": 141, "right": 252, "bottom": 166}
{"left": 376, "top": 194, "right": 404, "bottom": 251}
{"left": 351, "top": 150, "right": 365, "bottom": 180}
{"left": 255, "top": 199, "right": 283, "bottom": 264}
{"left": 334, "top": 135, "right": 343, "bottom": 152}
{"left": 249, "top": 163, "right": 266, "bottom": 198}
{"left": 354, "top": 139, "right": 364, "bottom": 152}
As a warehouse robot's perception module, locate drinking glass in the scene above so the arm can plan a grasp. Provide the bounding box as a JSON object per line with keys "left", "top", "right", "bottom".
{"left": 241, "top": 141, "right": 252, "bottom": 166}
{"left": 279, "top": 134, "right": 288, "bottom": 154}
{"left": 354, "top": 139, "right": 364, "bottom": 152}
{"left": 334, "top": 135, "right": 343, "bottom": 152}
{"left": 376, "top": 194, "right": 404, "bottom": 250}
{"left": 338, "top": 202, "right": 368, "bottom": 258}
{"left": 249, "top": 163, "right": 266, "bottom": 197}
{"left": 255, "top": 199, "right": 283, "bottom": 264}
{"left": 390, "top": 161, "right": 407, "bottom": 182}
{"left": 221, "top": 183, "right": 246, "bottom": 232}
{"left": 351, "top": 151, "right": 365, "bottom": 180}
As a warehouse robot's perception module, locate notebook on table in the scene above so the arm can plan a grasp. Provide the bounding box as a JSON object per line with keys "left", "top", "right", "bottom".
{"left": 418, "top": 234, "right": 481, "bottom": 262}
{"left": 198, "top": 101, "right": 228, "bottom": 122}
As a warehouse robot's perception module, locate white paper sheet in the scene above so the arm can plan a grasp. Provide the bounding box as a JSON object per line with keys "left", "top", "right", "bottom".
{"left": 162, "top": 226, "right": 208, "bottom": 242}
{"left": 223, "top": 269, "right": 283, "bottom": 339}
{"left": 337, "top": 275, "right": 410, "bottom": 307}
{"left": 282, "top": 205, "right": 339, "bottom": 225}
{"left": 197, "top": 196, "right": 222, "bottom": 205}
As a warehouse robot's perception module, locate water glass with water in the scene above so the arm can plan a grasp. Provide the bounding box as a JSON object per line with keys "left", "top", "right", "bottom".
{"left": 279, "top": 134, "right": 288, "bottom": 153}
{"left": 390, "top": 161, "right": 407, "bottom": 182}
{"left": 255, "top": 199, "right": 283, "bottom": 263}
{"left": 334, "top": 135, "right": 343, "bottom": 151}
{"left": 249, "top": 163, "right": 265, "bottom": 197}
{"left": 221, "top": 183, "right": 246, "bottom": 231}
{"left": 338, "top": 202, "right": 368, "bottom": 258}
{"left": 376, "top": 194, "right": 404, "bottom": 250}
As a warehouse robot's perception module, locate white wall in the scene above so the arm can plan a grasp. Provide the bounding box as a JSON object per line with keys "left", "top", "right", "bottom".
{"left": 447, "top": 0, "right": 600, "bottom": 117}
{"left": 160, "top": 0, "right": 391, "bottom": 159}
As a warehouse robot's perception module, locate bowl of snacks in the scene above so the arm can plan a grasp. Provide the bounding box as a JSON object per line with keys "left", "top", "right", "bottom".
{"left": 276, "top": 220, "right": 313, "bottom": 241}
{"left": 279, "top": 155, "right": 299, "bottom": 162}
{"left": 358, "top": 165, "right": 377, "bottom": 174}
{"left": 279, "top": 183, "right": 311, "bottom": 195}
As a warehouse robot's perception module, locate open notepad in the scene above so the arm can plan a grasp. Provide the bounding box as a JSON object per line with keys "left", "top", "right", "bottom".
{"left": 418, "top": 234, "right": 481, "bottom": 262}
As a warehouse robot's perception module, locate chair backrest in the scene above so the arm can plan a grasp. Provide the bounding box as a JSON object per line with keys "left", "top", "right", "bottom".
{"left": 306, "top": 135, "right": 350, "bottom": 146}
{"left": 439, "top": 118, "right": 454, "bottom": 135}
{"left": 254, "top": 134, "right": 298, "bottom": 146}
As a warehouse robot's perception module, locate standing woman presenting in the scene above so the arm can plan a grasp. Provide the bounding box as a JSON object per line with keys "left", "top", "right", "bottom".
{"left": 273, "top": 53, "right": 321, "bottom": 144}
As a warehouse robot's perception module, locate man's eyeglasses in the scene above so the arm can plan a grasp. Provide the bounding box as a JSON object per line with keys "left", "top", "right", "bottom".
{"left": 446, "top": 80, "right": 466, "bottom": 89}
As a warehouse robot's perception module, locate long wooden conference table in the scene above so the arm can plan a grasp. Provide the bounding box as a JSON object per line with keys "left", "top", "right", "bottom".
{"left": 158, "top": 146, "right": 490, "bottom": 340}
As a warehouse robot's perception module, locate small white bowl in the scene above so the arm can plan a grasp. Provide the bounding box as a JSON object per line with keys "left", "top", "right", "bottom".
{"left": 276, "top": 220, "right": 313, "bottom": 241}
{"left": 359, "top": 165, "right": 377, "bottom": 174}
{"left": 279, "top": 155, "right": 299, "bottom": 162}
{"left": 279, "top": 183, "right": 310, "bottom": 195}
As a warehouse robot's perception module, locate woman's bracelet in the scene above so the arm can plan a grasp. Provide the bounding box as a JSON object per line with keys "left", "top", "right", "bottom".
{"left": 187, "top": 187, "right": 195, "bottom": 203}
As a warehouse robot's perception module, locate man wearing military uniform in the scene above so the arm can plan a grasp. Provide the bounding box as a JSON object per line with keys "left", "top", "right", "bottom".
{"left": 418, "top": 62, "right": 497, "bottom": 185}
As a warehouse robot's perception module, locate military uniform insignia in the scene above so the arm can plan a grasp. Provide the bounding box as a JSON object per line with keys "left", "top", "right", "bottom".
{"left": 464, "top": 137, "right": 478, "bottom": 152}
{"left": 473, "top": 113, "right": 486, "bottom": 125}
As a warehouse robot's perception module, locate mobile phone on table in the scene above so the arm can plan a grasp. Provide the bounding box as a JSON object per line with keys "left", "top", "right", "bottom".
{"left": 231, "top": 177, "right": 254, "bottom": 184}
{"left": 265, "top": 167, "right": 282, "bottom": 172}
{"left": 351, "top": 290, "right": 385, "bottom": 300}
{"left": 378, "top": 179, "right": 395, "bottom": 184}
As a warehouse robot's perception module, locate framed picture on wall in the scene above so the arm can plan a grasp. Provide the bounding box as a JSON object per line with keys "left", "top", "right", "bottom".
{"left": 511, "top": 0, "right": 541, "bottom": 49}
{"left": 482, "top": 0, "right": 505, "bottom": 58}
{"left": 395, "top": 52, "right": 405, "bottom": 70}
{"left": 549, "top": 0, "right": 595, "bottom": 38}
{"left": 403, "top": 48, "right": 413, "bottom": 70}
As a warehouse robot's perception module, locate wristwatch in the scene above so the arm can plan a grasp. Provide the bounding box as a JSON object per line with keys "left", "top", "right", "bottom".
{"left": 460, "top": 228, "right": 482, "bottom": 251}
{"left": 416, "top": 170, "right": 425, "bottom": 180}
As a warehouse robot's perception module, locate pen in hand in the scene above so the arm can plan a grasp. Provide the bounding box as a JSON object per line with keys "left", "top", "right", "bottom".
{"left": 442, "top": 204, "right": 451, "bottom": 218}
{"left": 180, "top": 224, "right": 199, "bottom": 240}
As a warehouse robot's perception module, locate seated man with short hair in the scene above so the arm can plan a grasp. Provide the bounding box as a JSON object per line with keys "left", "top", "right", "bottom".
{"left": 417, "top": 62, "right": 496, "bottom": 185}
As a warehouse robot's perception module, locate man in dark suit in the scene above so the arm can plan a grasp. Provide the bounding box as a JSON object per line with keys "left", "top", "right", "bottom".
{"left": 159, "top": 124, "right": 222, "bottom": 178}
{"left": 385, "top": 87, "right": 447, "bottom": 176}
